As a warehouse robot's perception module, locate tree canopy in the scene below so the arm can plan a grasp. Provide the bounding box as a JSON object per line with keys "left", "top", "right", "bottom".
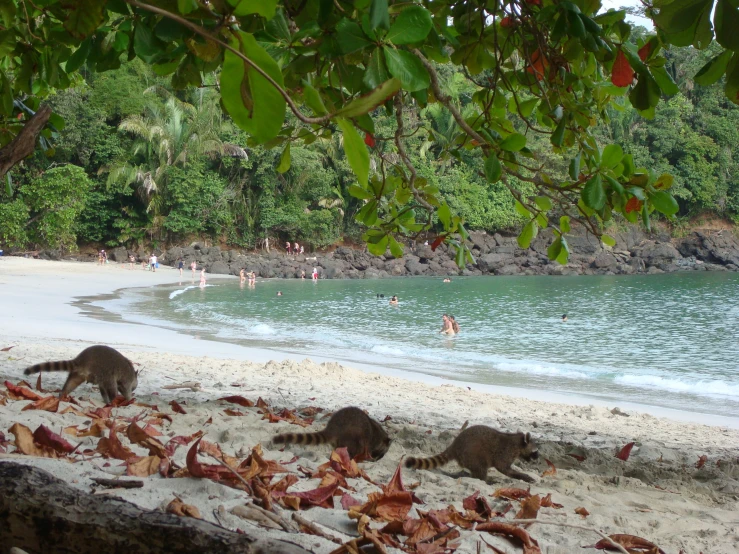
{"left": 0, "top": 0, "right": 738, "bottom": 261}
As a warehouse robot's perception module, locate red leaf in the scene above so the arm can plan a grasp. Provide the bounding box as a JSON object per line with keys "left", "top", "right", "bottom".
{"left": 615, "top": 441, "right": 636, "bottom": 461}
{"left": 541, "top": 459, "right": 556, "bottom": 477}
{"left": 169, "top": 400, "right": 187, "bottom": 414}
{"left": 35, "top": 373, "right": 44, "bottom": 392}
{"left": 219, "top": 395, "right": 254, "bottom": 407}
{"left": 501, "top": 16, "right": 515, "bottom": 28}
{"left": 625, "top": 196, "right": 643, "bottom": 214}
{"left": 592, "top": 534, "right": 666, "bottom": 553}
{"left": 695, "top": 455, "right": 707, "bottom": 469}
{"left": 540, "top": 493, "right": 563, "bottom": 509}
{"left": 1, "top": 345, "right": 16, "bottom": 351}
{"left": 611, "top": 49, "right": 634, "bottom": 87}
{"left": 364, "top": 133, "right": 376, "bottom": 148}
{"left": 224, "top": 408, "right": 246, "bottom": 416}
{"left": 273, "top": 482, "right": 340, "bottom": 509}
{"left": 256, "top": 397, "right": 270, "bottom": 409}
{"left": 97, "top": 427, "right": 136, "bottom": 461}
{"left": 165, "top": 430, "right": 204, "bottom": 457}
{"left": 638, "top": 42, "right": 651, "bottom": 62}
{"left": 493, "top": 487, "right": 531, "bottom": 501}
{"left": 109, "top": 396, "right": 135, "bottom": 407}
{"left": 430, "top": 235, "right": 445, "bottom": 251}
{"left": 477, "top": 522, "right": 541, "bottom": 553}
{"left": 33, "top": 424, "right": 76, "bottom": 453}
{"left": 22, "top": 396, "right": 60, "bottom": 412}
{"left": 575, "top": 506, "right": 590, "bottom": 518}
{"left": 341, "top": 492, "right": 362, "bottom": 510}
{"left": 526, "top": 49, "right": 549, "bottom": 80}
{"left": 567, "top": 453, "right": 586, "bottom": 462}
{"left": 4, "top": 381, "right": 43, "bottom": 401}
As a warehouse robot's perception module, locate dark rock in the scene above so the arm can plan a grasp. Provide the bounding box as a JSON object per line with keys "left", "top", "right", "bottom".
{"left": 592, "top": 251, "right": 618, "bottom": 269}
{"left": 631, "top": 241, "right": 681, "bottom": 267}
{"left": 208, "top": 261, "right": 230, "bottom": 274}
{"left": 405, "top": 258, "right": 427, "bottom": 275}
{"left": 495, "top": 264, "right": 520, "bottom": 276}
{"left": 110, "top": 247, "right": 128, "bottom": 262}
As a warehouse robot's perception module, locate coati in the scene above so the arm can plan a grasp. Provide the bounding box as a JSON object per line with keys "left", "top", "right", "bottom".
{"left": 24, "top": 345, "right": 138, "bottom": 404}
{"left": 273, "top": 406, "right": 391, "bottom": 460}
{"left": 405, "top": 425, "right": 539, "bottom": 482}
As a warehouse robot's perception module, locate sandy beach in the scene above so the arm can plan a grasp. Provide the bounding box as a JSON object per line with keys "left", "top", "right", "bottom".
{"left": 1, "top": 257, "right": 738, "bottom": 553}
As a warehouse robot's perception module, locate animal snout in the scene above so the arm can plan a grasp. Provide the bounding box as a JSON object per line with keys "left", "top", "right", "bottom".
{"left": 528, "top": 450, "right": 540, "bottom": 460}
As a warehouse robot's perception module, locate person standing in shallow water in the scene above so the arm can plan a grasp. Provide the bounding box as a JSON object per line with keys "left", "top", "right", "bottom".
{"left": 178, "top": 258, "right": 184, "bottom": 277}
{"left": 450, "top": 315, "right": 460, "bottom": 334}
{"left": 200, "top": 268, "right": 206, "bottom": 287}
{"left": 561, "top": 314, "right": 568, "bottom": 322}
{"left": 240, "top": 268, "right": 246, "bottom": 283}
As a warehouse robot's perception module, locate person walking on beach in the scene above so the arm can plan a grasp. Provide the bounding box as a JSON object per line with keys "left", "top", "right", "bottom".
{"left": 128, "top": 254, "right": 135, "bottom": 270}
{"left": 200, "top": 268, "right": 206, "bottom": 287}
{"left": 178, "top": 258, "right": 184, "bottom": 277}
{"left": 286, "top": 241, "right": 292, "bottom": 255}
{"left": 151, "top": 254, "right": 157, "bottom": 272}
{"left": 191, "top": 260, "right": 197, "bottom": 278}
{"left": 312, "top": 267, "right": 319, "bottom": 281}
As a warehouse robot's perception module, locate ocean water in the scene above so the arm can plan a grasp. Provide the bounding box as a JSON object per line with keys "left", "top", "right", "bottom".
{"left": 104, "top": 272, "right": 739, "bottom": 418}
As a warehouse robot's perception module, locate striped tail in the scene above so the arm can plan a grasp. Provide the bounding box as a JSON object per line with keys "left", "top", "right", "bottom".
{"left": 405, "top": 452, "right": 450, "bottom": 470}
{"left": 273, "top": 431, "right": 327, "bottom": 446}
{"left": 24, "top": 360, "right": 74, "bottom": 375}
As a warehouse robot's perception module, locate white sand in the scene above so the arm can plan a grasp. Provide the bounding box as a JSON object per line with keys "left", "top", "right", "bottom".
{"left": 1, "top": 257, "right": 738, "bottom": 553}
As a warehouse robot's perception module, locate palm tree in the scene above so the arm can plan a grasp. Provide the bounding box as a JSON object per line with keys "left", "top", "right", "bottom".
{"left": 107, "top": 90, "right": 246, "bottom": 219}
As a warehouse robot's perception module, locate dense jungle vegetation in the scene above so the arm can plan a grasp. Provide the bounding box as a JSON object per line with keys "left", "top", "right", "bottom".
{"left": 1, "top": 35, "right": 737, "bottom": 253}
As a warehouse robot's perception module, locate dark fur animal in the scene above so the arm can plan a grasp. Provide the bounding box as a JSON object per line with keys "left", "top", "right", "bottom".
{"left": 273, "top": 406, "right": 391, "bottom": 460}
{"left": 24, "top": 345, "right": 138, "bottom": 404}
{"left": 405, "top": 425, "right": 539, "bottom": 482}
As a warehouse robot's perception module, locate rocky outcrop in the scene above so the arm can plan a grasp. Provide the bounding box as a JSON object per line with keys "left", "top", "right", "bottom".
{"left": 30, "top": 227, "right": 739, "bottom": 279}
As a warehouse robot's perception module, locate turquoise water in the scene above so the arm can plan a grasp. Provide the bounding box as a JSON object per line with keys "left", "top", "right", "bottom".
{"left": 113, "top": 273, "right": 739, "bottom": 418}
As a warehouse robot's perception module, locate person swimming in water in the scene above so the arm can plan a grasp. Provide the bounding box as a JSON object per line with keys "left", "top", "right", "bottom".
{"left": 561, "top": 314, "right": 568, "bottom": 322}
{"left": 277, "top": 291, "right": 283, "bottom": 296}
{"left": 389, "top": 295, "right": 399, "bottom": 306}
{"left": 439, "top": 314, "right": 455, "bottom": 335}
{"left": 443, "top": 277, "right": 452, "bottom": 283}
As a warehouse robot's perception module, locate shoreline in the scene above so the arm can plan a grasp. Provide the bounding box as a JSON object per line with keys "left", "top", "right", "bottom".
{"left": 2, "top": 257, "right": 739, "bottom": 553}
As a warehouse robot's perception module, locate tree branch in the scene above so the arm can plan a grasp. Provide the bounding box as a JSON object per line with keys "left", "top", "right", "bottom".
{"left": 0, "top": 104, "right": 52, "bottom": 178}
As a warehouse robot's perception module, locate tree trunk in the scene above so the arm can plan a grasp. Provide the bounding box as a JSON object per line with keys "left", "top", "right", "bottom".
{"left": 0, "top": 462, "right": 310, "bottom": 554}
{"left": 0, "top": 105, "right": 52, "bottom": 179}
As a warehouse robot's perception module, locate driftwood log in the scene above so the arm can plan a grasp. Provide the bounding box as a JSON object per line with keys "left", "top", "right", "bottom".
{"left": 0, "top": 462, "right": 310, "bottom": 554}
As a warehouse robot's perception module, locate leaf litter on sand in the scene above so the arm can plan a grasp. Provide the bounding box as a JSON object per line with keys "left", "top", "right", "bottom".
{"left": 588, "top": 533, "right": 666, "bottom": 553}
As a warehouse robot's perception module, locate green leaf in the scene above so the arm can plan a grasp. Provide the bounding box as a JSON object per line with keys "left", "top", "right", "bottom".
{"left": 0, "top": 72, "right": 12, "bottom": 116}
{"left": 547, "top": 236, "right": 563, "bottom": 261}
{"left": 601, "top": 234, "right": 616, "bottom": 247}
{"left": 367, "top": 234, "right": 388, "bottom": 256}
{"left": 221, "top": 32, "right": 286, "bottom": 144}
{"left": 383, "top": 47, "right": 430, "bottom": 92}
{"left": 654, "top": 173, "right": 674, "bottom": 190}
{"left": 651, "top": 66, "right": 680, "bottom": 96}
{"left": 364, "top": 49, "right": 389, "bottom": 89}
{"left": 348, "top": 184, "right": 374, "bottom": 200}
{"left": 653, "top": 0, "right": 714, "bottom": 49}
{"left": 437, "top": 202, "right": 452, "bottom": 228}
{"left": 0, "top": 30, "right": 15, "bottom": 60}
{"left": 726, "top": 52, "right": 739, "bottom": 105}
{"left": 276, "top": 143, "right": 291, "bottom": 173}
{"left": 64, "top": 0, "right": 106, "bottom": 39}
{"left": 569, "top": 152, "right": 581, "bottom": 180}
{"left": 694, "top": 50, "right": 733, "bottom": 86}
{"left": 601, "top": 144, "right": 623, "bottom": 169}
{"left": 337, "top": 117, "right": 370, "bottom": 187}
{"left": 605, "top": 175, "right": 625, "bottom": 195}
{"left": 518, "top": 220, "right": 538, "bottom": 248}
{"left": 65, "top": 38, "right": 92, "bottom": 73}
{"left": 336, "top": 18, "right": 372, "bottom": 54}
{"left": 499, "top": 133, "right": 527, "bottom": 151}
{"left": 559, "top": 215, "right": 571, "bottom": 233}
{"left": 556, "top": 237, "right": 570, "bottom": 264}
{"left": 551, "top": 118, "right": 565, "bottom": 147}
{"left": 515, "top": 200, "right": 531, "bottom": 218}
{"left": 629, "top": 72, "right": 661, "bottom": 112}
{"left": 535, "top": 196, "right": 552, "bottom": 211}
{"left": 303, "top": 83, "right": 327, "bottom": 116}
{"left": 177, "top": 0, "right": 199, "bottom": 14}
{"left": 715, "top": 0, "right": 739, "bottom": 51}
{"left": 388, "top": 235, "right": 403, "bottom": 258}
{"left": 650, "top": 190, "right": 679, "bottom": 216}
{"left": 369, "top": 0, "right": 390, "bottom": 31}
{"left": 134, "top": 22, "right": 164, "bottom": 64}
{"left": 386, "top": 5, "right": 433, "bottom": 45}
{"left": 582, "top": 174, "right": 606, "bottom": 210}
{"left": 484, "top": 154, "right": 502, "bottom": 183}
{"left": 594, "top": 9, "right": 626, "bottom": 25}
{"left": 356, "top": 199, "right": 378, "bottom": 225}
{"left": 230, "top": 0, "right": 278, "bottom": 18}
{"left": 336, "top": 78, "right": 401, "bottom": 118}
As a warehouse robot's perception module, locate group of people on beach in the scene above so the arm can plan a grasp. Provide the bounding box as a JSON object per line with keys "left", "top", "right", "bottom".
{"left": 239, "top": 268, "right": 257, "bottom": 286}
{"left": 285, "top": 241, "right": 305, "bottom": 256}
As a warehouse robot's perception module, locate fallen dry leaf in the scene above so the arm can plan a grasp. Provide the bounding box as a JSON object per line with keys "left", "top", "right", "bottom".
{"left": 33, "top": 424, "right": 76, "bottom": 454}
{"left": 539, "top": 493, "right": 563, "bottom": 509}
{"left": 615, "top": 442, "right": 636, "bottom": 461}
{"left": 256, "top": 397, "right": 270, "bottom": 409}
{"left": 273, "top": 482, "right": 340, "bottom": 510}
{"left": 341, "top": 492, "right": 362, "bottom": 510}
{"left": 169, "top": 400, "right": 187, "bottom": 414}
{"left": 96, "top": 427, "right": 136, "bottom": 461}
{"left": 591, "top": 533, "right": 666, "bottom": 553}
{"left": 567, "top": 453, "right": 586, "bottom": 462}
{"left": 126, "top": 421, "right": 167, "bottom": 458}
{"left": 21, "top": 395, "right": 60, "bottom": 412}
{"left": 9, "top": 422, "right": 59, "bottom": 458}
{"left": 164, "top": 430, "right": 204, "bottom": 457}
{"left": 462, "top": 491, "right": 494, "bottom": 519}
{"left": 126, "top": 455, "right": 162, "bottom": 477}
{"left": 515, "top": 494, "right": 541, "bottom": 520}
{"left": 493, "top": 487, "right": 531, "bottom": 501}
{"left": 1, "top": 345, "right": 16, "bottom": 351}
{"left": 575, "top": 506, "right": 590, "bottom": 518}
{"left": 109, "top": 396, "right": 136, "bottom": 407}
{"left": 224, "top": 408, "right": 246, "bottom": 417}
{"left": 477, "top": 521, "right": 542, "bottom": 554}
{"left": 35, "top": 373, "right": 45, "bottom": 392}
{"left": 695, "top": 455, "right": 708, "bottom": 469}
{"left": 4, "top": 380, "right": 43, "bottom": 401}
{"left": 166, "top": 497, "right": 202, "bottom": 519}
{"left": 219, "top": 395, "right": 254, "bottom": 407}
{"left": 541, "top": 459, "right": 557, "bottom": 477}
